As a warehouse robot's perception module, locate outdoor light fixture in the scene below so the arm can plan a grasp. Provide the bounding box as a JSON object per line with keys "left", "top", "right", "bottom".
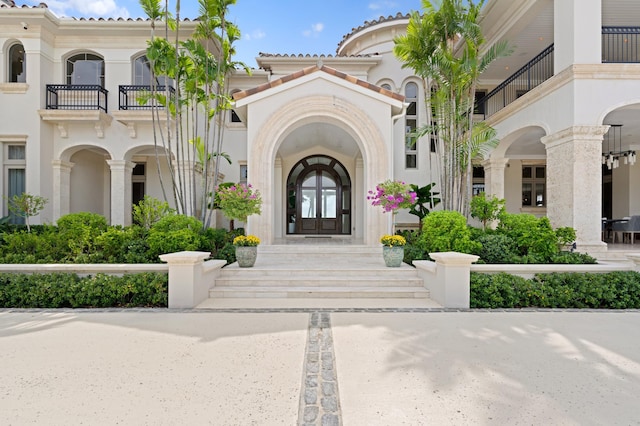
{"left": 602, "top": 124, "right": 637, "bottom": 170}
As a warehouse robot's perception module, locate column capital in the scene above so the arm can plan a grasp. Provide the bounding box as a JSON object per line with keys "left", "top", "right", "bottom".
{"left": 481, "top": 157, "right": 509, "bottom": 169}
{"left": 106, "top": 159, "right": 135, "bottom": 171}
{"left": 541, "top": 125, "right": 609, "bottom": 149}
{"left": 51, "top": 159, "right": 74, "bottom": 171}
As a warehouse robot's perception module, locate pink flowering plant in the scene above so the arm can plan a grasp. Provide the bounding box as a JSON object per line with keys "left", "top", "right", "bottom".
{"left": 215, "top": 183, "right": 262, "bottom": 222}
{"left": 367, "top": 180, "right": 417, "bottom": 214}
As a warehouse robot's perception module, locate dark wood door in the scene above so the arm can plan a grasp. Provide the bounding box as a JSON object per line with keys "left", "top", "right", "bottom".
{"left": 298, "top": 168, "right": 340, "bottom": 234}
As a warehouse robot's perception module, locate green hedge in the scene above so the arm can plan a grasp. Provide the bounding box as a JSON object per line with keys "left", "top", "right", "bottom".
{"left": 0, "top": 272, "right": 168, "bottom": 308}
{"left": 0, "top": 213, "right": 243, "bottom": 265}
{"left": 471, "top": 271, "right": 640, "bottom": 309}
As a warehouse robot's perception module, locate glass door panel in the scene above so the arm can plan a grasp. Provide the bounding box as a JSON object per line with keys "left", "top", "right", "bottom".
{"left": 321, "top": 189, "right": 337, "bottom": 218}
{"left": 302, "top": 189, "right": 316, "bottom": 218}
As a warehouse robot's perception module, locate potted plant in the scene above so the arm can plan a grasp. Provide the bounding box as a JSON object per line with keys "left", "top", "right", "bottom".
{"left": 367, "top": 180, "right": 417, "bottom": 234}
{"left": 233, "top": 235, "right": 260, "bottom": 267}
{"left": 380, "top": 234, "right": 406, "bottom": 267}
{"left": 215, "top": 183, "right": 262, "bottom": 224}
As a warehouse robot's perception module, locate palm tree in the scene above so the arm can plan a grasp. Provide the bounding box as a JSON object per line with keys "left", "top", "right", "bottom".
{"left": 394, "top": 0, "right": 511, "bottom": 216}
{"left": 139, "top": 0, "right": 246, "bottom": 227}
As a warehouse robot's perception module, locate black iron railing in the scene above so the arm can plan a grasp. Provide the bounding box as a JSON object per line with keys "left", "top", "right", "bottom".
{"left": 45, "top": 84, "right": 108, "bottom": 112}
{"left": 119, "top": 85, "right": 175, "bottom": 110}
{"left": 477, "top": 44, "right": 554, "bottom": 119}
{"left": 602, "top": 27, "right": 640, "bottom": 63}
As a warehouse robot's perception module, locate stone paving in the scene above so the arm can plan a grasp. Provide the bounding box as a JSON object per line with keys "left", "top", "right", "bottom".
{"left": 299, "top": 312, "right": 341, "bottom": 426}
{"left": 2, "top": 308, "right": 640, "bottom": 425}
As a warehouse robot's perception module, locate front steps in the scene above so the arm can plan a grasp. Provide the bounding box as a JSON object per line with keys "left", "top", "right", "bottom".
{"left": 209, "top": 244, "right": 430, "bottom": 299}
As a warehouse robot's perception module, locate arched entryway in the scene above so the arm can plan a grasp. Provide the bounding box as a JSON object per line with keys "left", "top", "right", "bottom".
{"left": 286, "top": 155, "right": 351, "bottom": 235}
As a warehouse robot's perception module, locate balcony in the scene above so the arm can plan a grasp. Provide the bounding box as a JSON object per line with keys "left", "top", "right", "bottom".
{"left": 478, "top": 44, "right": 554, "bottom": 119}
{"left": 478, "top": 27, "right": 640, "bottom": 119}
{"left": 602, "top": 27, "right": 640, "bottom": 63}
{"left": 111, "top": 85, "right": 175, "bottom": 138}
{"left": 118, "top": 85, "right": 175, "bottom": 110}
{"left": 39, "top": 84, "right": 111, "bottom": 138}
{"left": 45, "top": 84, "right": 108, "bottom": 111}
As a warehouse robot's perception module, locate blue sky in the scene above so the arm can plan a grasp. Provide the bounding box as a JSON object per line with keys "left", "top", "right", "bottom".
{"left": 26, "top": 0, "right": 423, "bottom": 68}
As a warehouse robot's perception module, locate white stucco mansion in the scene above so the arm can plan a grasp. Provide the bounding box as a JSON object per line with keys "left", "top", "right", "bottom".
{"left": 1, "top": 0, "right": 639, "bottom": 253}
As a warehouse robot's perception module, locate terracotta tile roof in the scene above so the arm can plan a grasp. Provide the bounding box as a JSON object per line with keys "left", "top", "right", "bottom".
{"left": 258, "top": 53, "right": 372, "bottom": 60}
{"left": 337, "top": 12, "right": 411, "bottom": 53}
{"left": 232, "top": 64, "right": 404, "bottom": 102}
{"left": 0, "top": 1, "right": 47, "bottom": 9}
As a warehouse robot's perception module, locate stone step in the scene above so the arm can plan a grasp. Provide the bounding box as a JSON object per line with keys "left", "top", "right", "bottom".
{"left": 206, "top": 243, "right": 430, "bottom": 301}
{"left": 257, "top": 244, "right": 382, "bottom": 257}
{"left": 218, "top": 266, "right": 419, "bottom": 278}
{"left": 209, "top": 286, "right": 430, "bottom": 299}
{"left": 214, "top": 276, "right": 425, "bottom": 287}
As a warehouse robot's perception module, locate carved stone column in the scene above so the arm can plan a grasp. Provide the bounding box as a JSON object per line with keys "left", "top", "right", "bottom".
{"left": 542, "top": 126, "right": 608, "bottom": 252}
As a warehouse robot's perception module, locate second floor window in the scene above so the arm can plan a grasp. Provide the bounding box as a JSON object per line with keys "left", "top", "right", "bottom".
{"left": 66, "top": 53, "right": 104, "bottom": 86}
{"left": 133, "top": 55, "right": 170, "bottom": 87}
{"left": 8, "top": 43, "right": 26, "bottom": 83}
{"left": 405, "top": 82, "right": 418, "bottom": 169}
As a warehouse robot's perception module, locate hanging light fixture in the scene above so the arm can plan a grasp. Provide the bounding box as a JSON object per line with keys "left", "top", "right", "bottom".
{"left": 603, "top": 124, "right": 636, "bottom": 169}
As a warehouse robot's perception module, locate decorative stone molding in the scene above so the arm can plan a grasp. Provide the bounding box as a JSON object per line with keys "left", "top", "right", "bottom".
{"left": 111, "top": 110, "right": 173, "bottom": 139}
{"left": 248, "top": 94, "right": 390, "bottom": 245}
{"left": 0, "top": 83, "right": 29, "bottom": 94}
{"left": 38, "top": 109, "right": 113, "bottom": 139}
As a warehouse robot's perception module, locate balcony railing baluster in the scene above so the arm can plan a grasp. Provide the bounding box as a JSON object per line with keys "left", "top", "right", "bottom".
{"left": 45, "top": 84, "right": 108, "bottom": 112}
{"left": 119, "top": 85, "right": 175, "bottom": 110}
{"left": 477, "top": 27, "right": 640, "bottom": 119}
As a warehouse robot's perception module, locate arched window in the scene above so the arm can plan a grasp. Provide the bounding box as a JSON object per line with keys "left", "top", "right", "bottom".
{"left": 8, "top": 43, "right": 26, "bottom": 83}
{"left": 405, "top": 82, "right": 418, "bottom": 169}
{"left": 133, "top": 54, "right": 169, "bottom": 86}
{"left": 66, "top": 53, "right": 104, "bottom": 86}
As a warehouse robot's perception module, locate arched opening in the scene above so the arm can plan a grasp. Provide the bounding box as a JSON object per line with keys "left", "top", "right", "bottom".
{"left": 8, "top": 43, "right": 25, "bottom": 83}
{"left": 286, "top": 155, "right": 351, "bottom": 235}
{"left": 66, "top": 52, "right": 104, "bottom": 86}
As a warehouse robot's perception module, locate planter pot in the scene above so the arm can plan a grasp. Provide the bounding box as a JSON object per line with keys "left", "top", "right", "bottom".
{"left": 382, "top": 246, "right": 404, "bottom": 267}
{"left": 235, "top": 246, "right": 258, "bottom": 267}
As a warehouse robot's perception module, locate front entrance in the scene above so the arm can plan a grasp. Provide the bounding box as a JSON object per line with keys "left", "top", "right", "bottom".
{"left": 286, "top": 155, "right": 351, "bottom": 235}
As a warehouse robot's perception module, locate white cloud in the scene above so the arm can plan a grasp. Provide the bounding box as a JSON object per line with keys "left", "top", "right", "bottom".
{"left": 244, "top": 29, "right": 266, "bottom": 41}
{"left": 302, "top": 22, "right": 324, "bottom": 38}
{"left": 368, "top": 1, "right": 398, "bottom": 11}
{"left": 30, "top": 0, "right": 130, "bottom": 18}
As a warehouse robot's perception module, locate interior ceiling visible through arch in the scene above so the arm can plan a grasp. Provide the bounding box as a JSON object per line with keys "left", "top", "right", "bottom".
{"left": 504, "top": 128, "right": 546, "bottom": 157}
{"left": 277, "top": 123, "right": 360, "bottom": 158}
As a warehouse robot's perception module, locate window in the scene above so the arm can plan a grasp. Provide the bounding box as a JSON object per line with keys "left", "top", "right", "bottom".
{"left": 474, "top": 90, "right": 486, "bottom": 115}
{"left": 66, "top": 53, "right": 104, "bottom": 86}
{"left": 133, "top": 54, "right": 170, "bottom": 86}
{"left": 132, "top": 163, "right": 145, "bottom": 206}
{"left": 8, "top": 43, "right": 26, "bottom": 83}
{"left": 4, "top": 144, "right": 26, "bottom": 224}
{"left": 405, "top": 82, "right": 418, "bottom": 169}
{"left": 522, "top": 165, "right": 545, "bottom": 207}
{"left": 472, "top": 165, "right": 485, "bottom": 195}
{"left": 239, "top": 163, "right": 247, "bottom": 184}
{"left": 429, "top": 86, "right": 438, "bottom": 153}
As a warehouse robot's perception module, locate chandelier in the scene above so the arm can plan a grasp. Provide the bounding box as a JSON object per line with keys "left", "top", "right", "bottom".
{"left": 602, "top": 124, "right": 636, "bottom": 169}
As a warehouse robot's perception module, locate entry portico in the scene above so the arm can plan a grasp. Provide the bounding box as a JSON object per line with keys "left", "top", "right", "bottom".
{"left": 233, "top": 64, "right": 407, "bottom": 245}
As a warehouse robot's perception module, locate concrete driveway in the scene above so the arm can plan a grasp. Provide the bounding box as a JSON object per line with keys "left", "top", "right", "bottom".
{"left": 1, "top": 307, "right": 639, "bottom": 425}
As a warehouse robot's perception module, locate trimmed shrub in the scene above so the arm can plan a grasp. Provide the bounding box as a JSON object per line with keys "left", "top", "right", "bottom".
{"left": 146, "top": 215, "right": 204, "bottom": 259}
{"left": 475, "top": 233, "right": 518, "bottom": 264}
{"left": 421, "top": 210, "right": 481, "bottom": 256}
{"left": 56, "top": 212, "right": 110, "bottom": 261}
{"left": 496, "top": 213, "right": 557, "bottom": 261}
{"left": 470, "top": 271, "right": 640, "bottom": 309}
{"left": 0, "top": 272, "right": 168, "bottom": 308}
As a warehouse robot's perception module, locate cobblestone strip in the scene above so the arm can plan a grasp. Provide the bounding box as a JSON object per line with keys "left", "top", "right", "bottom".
{"left": 299, "top": 312, "right": 342, "bottom": 426}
